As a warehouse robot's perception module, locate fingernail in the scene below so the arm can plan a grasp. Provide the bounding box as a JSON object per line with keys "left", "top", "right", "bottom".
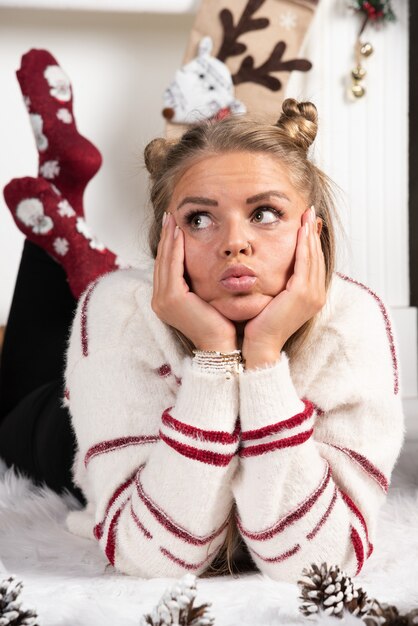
{"left": 310, "top": 205, "right": 316, "bottom": 222}
{"left": 162, "top": 212, "right": 167, "bottom": 227}
{"left": 305, "top": 223, "right": 309, "bottom": 236}
{"left": 174, "top": 225, "right": 180, "bottom": 239}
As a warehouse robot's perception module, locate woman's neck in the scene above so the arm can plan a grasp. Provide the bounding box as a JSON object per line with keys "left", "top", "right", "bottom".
{"left": 235, "top": 322, "right": 246, "bottom": 351}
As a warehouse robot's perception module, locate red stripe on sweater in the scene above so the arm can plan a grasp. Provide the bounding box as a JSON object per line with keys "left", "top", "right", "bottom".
{"left": 306, "top": 486, "right": 338, "bottom": 540}
{"left": 350, "top": 525, "right": 365, "bottom": 575}
{"left": 105, "top": 500, "right": 128, "bottom": 566}
{"left": 85, "top": 435, "right": 159, "bottom": 467}
{"left": 249, "top": 543, "right": 301, "bottom": 564}
{"left": 336, "top": 272, "right": 399, "bottom": 395}
{"left": 94, "top": 471, "right": 136, "bottom": 541}
{"left": 160, "top": 431, "right": 234, "bottom": 466}
{"left": 241, "top": 400, "right": 314, "bottom": 442}
{"left": 339, "top": 488, "right": 373, "bottom": 557}
{"left": 130, "top": 504, "right": 153, "bottom": 539}
{"left": 80, "top": 281, "right": 98, "bottom": 357}
{"left": 324, "top": 442, "right": 388, "bottom": 493}
{"left": 237, "top": 462, "right": 331, "bottom": 541}
{"left": 135, "top": 465, "right": 228, "bottom": 545}
{"left": 162, "top": 409, "right": 240, "bottom": 444}
{"left": 239, "top": 429, "right": 313, "bottom": 458}
{"left": 160, "top": 546, "right": 219, "bottom": 571}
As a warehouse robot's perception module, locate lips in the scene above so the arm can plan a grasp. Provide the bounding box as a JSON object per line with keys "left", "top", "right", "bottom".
{"left": 219, "top": 265, "right": 257, "bottom": 292}
{"left": 220, "top": 265, "right": 256, "bottom": 280}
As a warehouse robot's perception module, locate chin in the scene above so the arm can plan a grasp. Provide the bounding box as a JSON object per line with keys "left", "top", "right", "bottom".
{"left": 211, "top": 293, "right": 272, "bottom": 322}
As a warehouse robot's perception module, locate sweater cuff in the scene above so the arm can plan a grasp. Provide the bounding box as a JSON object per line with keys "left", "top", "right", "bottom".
{"left": 170, "top": 357, "right": 239, "bottom": 432}
{"left": 239, "top": 353, "right": 304, "bottom": 431}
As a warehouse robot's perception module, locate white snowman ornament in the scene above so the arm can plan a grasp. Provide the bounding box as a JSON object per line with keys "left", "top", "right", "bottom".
{"left": 163, "top": 36, "right": 246, "bottom": 124}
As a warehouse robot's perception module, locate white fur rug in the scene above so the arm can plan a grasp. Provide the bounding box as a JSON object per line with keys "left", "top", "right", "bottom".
{"left": 0, "top": 458, "right": 417, "bottom": 626}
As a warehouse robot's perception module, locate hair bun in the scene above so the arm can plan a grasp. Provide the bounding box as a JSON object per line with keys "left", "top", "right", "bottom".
{"left": 144, "top": 137, "right": 173, "bottom": 179}
{"left": 275, "top": 98, "right": 318, "bottom": 152}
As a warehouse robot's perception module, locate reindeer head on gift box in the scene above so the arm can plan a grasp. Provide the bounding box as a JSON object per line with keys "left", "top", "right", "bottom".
{"left": 162, "top": 36, "right": 246, "bottom": 125}
{"left": 162, "top": 0, "right": 314, "bottom": 125}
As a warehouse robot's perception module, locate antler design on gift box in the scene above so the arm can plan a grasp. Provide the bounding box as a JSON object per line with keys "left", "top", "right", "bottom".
{"left": 216, "top": 0, "right": 313, "bottom": 92}
{"left": 233, "top": 41, "right": 312, "bottom": 91}
{"left": 217, "top": 0, "right": 269, "bottom": 62}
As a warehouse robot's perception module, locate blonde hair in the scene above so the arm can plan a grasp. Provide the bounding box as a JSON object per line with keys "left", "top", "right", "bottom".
{"left": 144, "top": 98, "right": 338, "bottom": 576}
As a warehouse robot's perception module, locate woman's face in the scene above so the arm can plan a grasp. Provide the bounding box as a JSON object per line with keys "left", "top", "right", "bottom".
{"left": 169, "top": 150, "right": 315, "bottom": 322}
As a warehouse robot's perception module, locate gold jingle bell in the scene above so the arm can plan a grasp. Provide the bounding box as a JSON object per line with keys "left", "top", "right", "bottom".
{"left": 352, "top": 65, "right": 366, "bottom": 80}
{"left": 360, "top": 42, "right": 374, "bottom": 57}
{"left": 351, "top": 82, "right": 366, "bottom": 98}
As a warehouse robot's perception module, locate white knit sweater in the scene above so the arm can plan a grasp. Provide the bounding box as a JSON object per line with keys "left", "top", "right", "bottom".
{"left": 64, "top": 265, "right": 405, "bottom": 583}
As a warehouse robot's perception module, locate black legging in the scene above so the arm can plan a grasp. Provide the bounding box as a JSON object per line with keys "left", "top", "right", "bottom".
{"left": 0, "top": 240, "right": 85, "bottom": 505}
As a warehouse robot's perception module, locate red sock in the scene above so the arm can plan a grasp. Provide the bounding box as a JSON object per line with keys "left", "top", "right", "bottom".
{"left": 17, "top": 49, "right": 102, "bottom": 217}
{"left": 4, "top": 177, "right": 126, "bottom": 299}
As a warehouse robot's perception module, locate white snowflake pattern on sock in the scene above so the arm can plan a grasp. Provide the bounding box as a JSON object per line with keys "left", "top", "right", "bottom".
{"left": 57, "top": 199, "right": 76, "bottom": 218}
{"left": 43, "top": 65, "right": 72, "bottom": 102}
{"left": 279, "top": 11, "right": 298, "bottom": 30}
{"left": 76, "top": 217, "right": 105, "bottom": 251}
{"left": 29, "top": 114, "right": 48, "bottom": 152}
{"left": 56, "top": 108, "right": 73, "bottom": 124}
{"left": 40, "top": 160, "right": 60, "bottom": 179}
{"left": 53, "top": 237, "right": 69, "bottom": 256}
{"left": 16, "top": 198, "right": 54, "bottom": 235}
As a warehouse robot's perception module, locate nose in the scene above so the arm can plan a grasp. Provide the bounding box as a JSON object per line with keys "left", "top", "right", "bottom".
{"left": 221, "top": 223, "right": 252, "bottom": 257}
{"left": 223, "top": 242, "right": 251, "bottom": 257}
{"left": 162, "top": 107, "right": 175, "bottom": 120}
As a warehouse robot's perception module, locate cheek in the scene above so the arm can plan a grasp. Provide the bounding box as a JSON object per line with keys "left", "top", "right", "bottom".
{"left": 261, "top": 230, "right": 298, "bottom": 278}
{"left": 183, "top": 238, "right": 209, "bottom": 287}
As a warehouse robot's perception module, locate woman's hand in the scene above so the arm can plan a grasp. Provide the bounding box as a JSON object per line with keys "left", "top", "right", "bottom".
{"left": 152, "top": 212, "right": 237, "bottom": 352}
{"left": 242, "top": 206, "right": 326, "bottom": 369}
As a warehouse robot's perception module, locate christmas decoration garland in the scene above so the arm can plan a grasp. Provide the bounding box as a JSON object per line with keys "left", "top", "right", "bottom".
{"left": 347, "top": 0, "right": 396, "bottom": 99}
{"left": 349, "top": 0, "right": 396, "bottom": 25}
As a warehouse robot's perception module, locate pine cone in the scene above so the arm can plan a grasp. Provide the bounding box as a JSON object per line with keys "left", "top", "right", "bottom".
{"left": 298, "top": 562, "right": 375, "bottom": 619}
{"left": 0, "top": 576, "right": 38, "bottom": 626}
{"left": 298, "top": 563, "right": 418, "bottom": 626}
{"left": 363, "top": 602, "right": 418, "bottom": 626}
{"left": 140, "top": 574, "right": 214, "bottom": 626}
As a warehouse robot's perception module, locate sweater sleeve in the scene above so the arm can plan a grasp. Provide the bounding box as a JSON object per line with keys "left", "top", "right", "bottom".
{"left": 64, "top": 274, "right": 239, "bottom": 578}
{"left": 232, "top": 285, "right": 405, "bottom": 583}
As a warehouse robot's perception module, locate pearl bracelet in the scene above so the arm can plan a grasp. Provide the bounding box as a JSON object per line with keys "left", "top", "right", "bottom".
{"left": 192, "top": 349, "right": 243, "bottom": 378}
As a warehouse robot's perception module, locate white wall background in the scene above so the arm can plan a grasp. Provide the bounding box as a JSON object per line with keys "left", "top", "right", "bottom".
{"left": 0, "top": 7, "right": 196, "bottom": 323}
{"left": 0, "top": 1, "right": 414, "bottom": 408}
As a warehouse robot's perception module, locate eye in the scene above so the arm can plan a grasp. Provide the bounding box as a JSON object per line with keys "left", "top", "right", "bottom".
{"left": 208, "top": 85, "right": 215, "bottom": 90}
{"left": 199, "top": 74, "right": 205, "bottom": 79}
{"left": 184, "top": 211, "right": 212, "bottom": 230}
{"left": 251, "top": 206, "right": 284, "bottom": 224}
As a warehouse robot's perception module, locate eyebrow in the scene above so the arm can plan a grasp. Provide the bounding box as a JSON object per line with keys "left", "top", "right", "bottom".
{"left": 176, "top": 196, "right": 218, "bottom": 211}
{"left": 176, "top": 190, "right": 290, "bottom": 211}
{"left": 246, "top": 191, "right": 290, "bottom": 204}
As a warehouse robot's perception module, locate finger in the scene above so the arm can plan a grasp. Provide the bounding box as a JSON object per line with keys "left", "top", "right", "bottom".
{"left": 307, "top": 209, "right": 319, "bottom": 286}
{"left": 158, "top": 212, "right": 175, "bottom": 293}
{"left": 170, "top": 226, "right": 187, "bottom": 292}
{"left": 292, "top": 212, "right": 311, "bottom": 288}
{"left": 315, "top": 222, "right": 326, "bottom": 292}
{"left": 154, "top": 211, "right": 168, "bottom": 292}
{"left": 294, "top": 216, "right": 309, "bottom": 286}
